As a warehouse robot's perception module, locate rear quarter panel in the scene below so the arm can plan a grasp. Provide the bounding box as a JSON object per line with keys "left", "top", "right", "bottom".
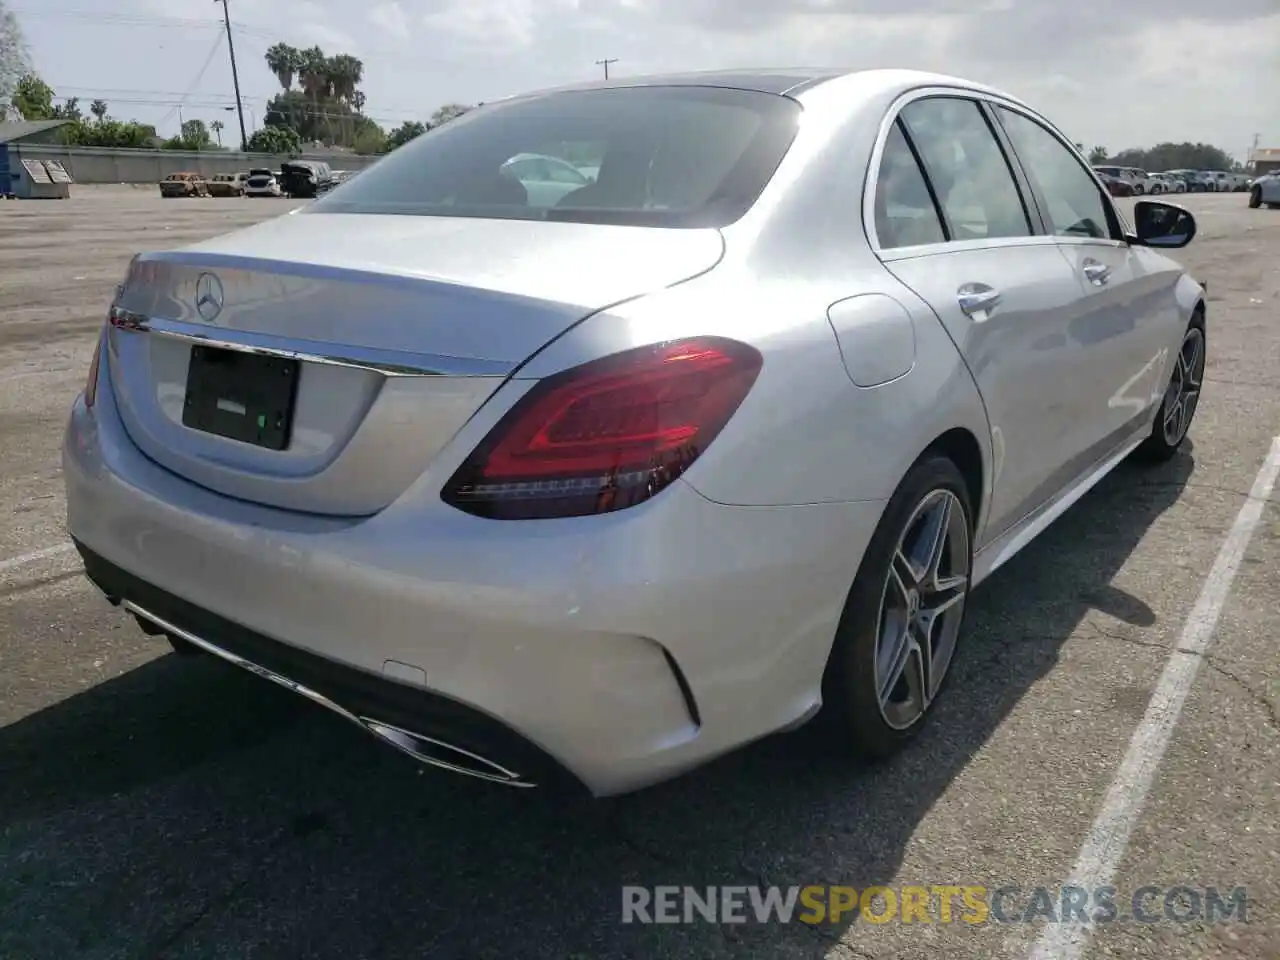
{"left": 515, "top": 269, "right": 993, "bottom": 513}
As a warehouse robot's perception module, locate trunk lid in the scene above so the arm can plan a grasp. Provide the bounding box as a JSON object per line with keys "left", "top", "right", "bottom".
{"left": 106, "top": 212, "right": 724, "bottom": 516}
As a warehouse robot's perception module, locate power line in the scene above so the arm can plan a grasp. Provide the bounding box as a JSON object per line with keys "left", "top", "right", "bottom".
{"left": 48, "top": 85, "right": 429, "bottom": 119}
{"left": 154, "top": 32, "right": 225, "bottom": 132}
{"left": 10, "top": 7, "right": 276, "bottom": 40}
{"left": 49, "top": 94, "right": 420, "bottom": 128}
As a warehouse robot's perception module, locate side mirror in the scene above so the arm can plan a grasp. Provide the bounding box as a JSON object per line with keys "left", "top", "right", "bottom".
{"left": 1130, "top": 199, "right": 1196, "bottom": 249}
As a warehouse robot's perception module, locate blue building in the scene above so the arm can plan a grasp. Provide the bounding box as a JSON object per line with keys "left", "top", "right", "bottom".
{"left": 0, "top": 120, "right": 75, "bottom": 198}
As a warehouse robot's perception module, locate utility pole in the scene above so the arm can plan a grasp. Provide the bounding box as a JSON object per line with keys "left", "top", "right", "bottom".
{"left": 595, "top": 58, "right": 618, "bottom": 80}
{"left": 215, "top": 0, "right": 249, "bottom": 151}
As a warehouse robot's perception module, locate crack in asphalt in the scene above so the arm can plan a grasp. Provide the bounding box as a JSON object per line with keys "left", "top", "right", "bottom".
{"left": 1083, "top": 624, "right": 1278, "bottom": 732}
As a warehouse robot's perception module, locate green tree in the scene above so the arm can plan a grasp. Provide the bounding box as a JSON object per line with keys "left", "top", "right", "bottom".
{"left": 352, "top": 124, "right": 387, "bottom": 155}
{"left": 52, "top": 96, "right": 81, "bottom": 121}
{"left": 59, "top": 117, "right": 155, "bottom": 148}
{"left": 10, "top": 73, "right": 52, "bottom": 119}
{"left": 1088, "top": 145, "right": 1108, "bottom": 164}
{"left": 90, "top": 98, "right": 108, "bottom": 122}
{"left": 247, "top": 124, "right": 301, "bottom": 155}
{"left": 0, "top": 1, "right": 30, "bottom": 121}
{"left": 261, "top": 40, "right": 376, "bottom": 149}
{"left": 265, "top": 42, "right": 302, "bottom": 91}
{"left": 1109, "top": 142, "right": 1238, "bottom": 172}
{"left": 181, "top": 118, "right": 210, "bottom": 147}
{"left": 385, "top": 120, "right": 426, "bottom": 152}
{"left": 211, "top": 118, "right": 224, "bottom": 146}
{"left": 430, "top": 103, "right": 472, "bottom": 126}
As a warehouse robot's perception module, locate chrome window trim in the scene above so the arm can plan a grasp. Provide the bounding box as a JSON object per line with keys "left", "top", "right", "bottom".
{"left": 107, "top": 307, "right": 517, "bottom": 379}
{"left": 863, "top": 84, "right": 1130, "bottom": 258}
{"left": 876, "top": 233, "right": 1061, "bottom": 263}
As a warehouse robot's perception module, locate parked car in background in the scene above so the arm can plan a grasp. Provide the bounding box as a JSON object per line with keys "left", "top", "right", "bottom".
{"left": 500, "top": 152, "right": 594, "bottom": 207}
{"left": 1093, "top": 166, "right": 1151, "bottom": 195}
{"left": 279, "top": 160, "right": 333, "bottom": 199}
{"left": 158, "top": 172, "right": 210, "bottom": 198}
{"left": 1097, "top": 171, "right": 1135, "bottom": 197}
{"left": 1131, "top": 169, "right": 1162, "bottom": 194}
{"left": 314, "top": 169, "right": 361, "bottom": 197}
{"left": 1162, "top": 170, "right": 1201, "bottom": 192}
{"left": 66, "top": 68, "right": 1209, "bottom": 797}
{"left": 206, "top": 173, "right": 247, "bottom": 198}
{"left": 1249, "top": 171, "right": 1280, "bottom": 208}
{"left": 1202, "top": 171, "right": 1232, "bottom": 192}
{"left": 244, "top": 168, "right": 284, "bottom": 197}
{"left": 1150, "top": 173, "right": 1185, "bottom": 194}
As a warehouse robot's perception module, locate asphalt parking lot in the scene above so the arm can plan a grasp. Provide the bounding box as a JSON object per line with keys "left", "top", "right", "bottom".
{"left": 1, "top": 187, "right": 1278, "bottom": 960}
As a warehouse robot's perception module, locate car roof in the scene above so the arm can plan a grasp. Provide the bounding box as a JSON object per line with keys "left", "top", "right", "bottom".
{"left": 493, "top": 67, "right": 1024, "bottom": 103}
{"left": 509, "top": 68, "right": 848, "bottom": 98}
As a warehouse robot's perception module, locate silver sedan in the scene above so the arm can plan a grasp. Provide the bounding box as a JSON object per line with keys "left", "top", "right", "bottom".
{"left": 1249, "top": 171, "right": 1280, "bottom": 208}
{"left": 63, "top": 68, "right": 1207, "bottom": 797}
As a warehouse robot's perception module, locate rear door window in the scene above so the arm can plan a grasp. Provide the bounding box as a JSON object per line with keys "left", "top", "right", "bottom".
{"left": 872, "top": 121, "right": 946, "bottom": 249}
{"left": 898, "top": 97, "right": 1032, "bottom": 241}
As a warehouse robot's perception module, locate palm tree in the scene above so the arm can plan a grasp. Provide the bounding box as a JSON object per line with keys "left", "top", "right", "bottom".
{"left": 265, "top": 42, "right": 301, "bottom": 91}
{"left": 90, "top": 98, "right": 108, "bottom": 123}
{"left": 211, "top": 119, "right": 224, "bottom": 146}
{"left": 298, "top": 47, "right": 329, "bottom": 100}
{"left": 325, "top": 54, "right": 363, "bottom": 105}
{"left": 295, "top": 46, "right": 330, "bottom": 142}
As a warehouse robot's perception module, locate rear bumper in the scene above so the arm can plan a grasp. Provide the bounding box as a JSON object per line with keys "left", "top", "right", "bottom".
{"left": 78, "top": 542, "right": 579, "bottom": 792}
{"left": 63, "top": 369, "right": 886, "bottom": 796}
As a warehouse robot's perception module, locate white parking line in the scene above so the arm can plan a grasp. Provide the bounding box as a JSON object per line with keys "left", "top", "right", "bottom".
{"left": 0, "top": 542, "right": 76, "bottom": 575}
{"left": 1028, "top": 435, "right": 1280, "bottom": 960}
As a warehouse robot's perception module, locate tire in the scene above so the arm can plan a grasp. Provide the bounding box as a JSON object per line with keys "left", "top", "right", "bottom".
{"left": 820, "top": 454, "right": 974, "bottom": 759}
{"left": 1249, "top": 188, "right": 1261, "bottom": 208}
{"left": 1137, "top": 313, "right": 1205, "bottom": 462}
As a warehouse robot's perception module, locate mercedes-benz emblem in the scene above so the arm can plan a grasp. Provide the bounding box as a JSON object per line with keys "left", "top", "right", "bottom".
{"left": 194, "top": 272, "right": 224, "bottom": 322}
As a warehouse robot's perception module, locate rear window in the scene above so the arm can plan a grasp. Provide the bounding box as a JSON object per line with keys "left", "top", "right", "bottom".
{"left": 308, "top": 85, "right": 802, "bottom": 228}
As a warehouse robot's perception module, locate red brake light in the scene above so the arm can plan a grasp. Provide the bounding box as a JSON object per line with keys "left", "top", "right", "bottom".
{"left": 443, "top": 336, "right": 763, "bottom": 520}
{"left": 84, "top": 328, "right": 104, "bottom": 408}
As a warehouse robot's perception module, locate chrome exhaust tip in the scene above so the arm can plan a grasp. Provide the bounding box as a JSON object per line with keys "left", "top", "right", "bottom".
{"left": 359, "top": 718, "right": 537, "bottom": 788}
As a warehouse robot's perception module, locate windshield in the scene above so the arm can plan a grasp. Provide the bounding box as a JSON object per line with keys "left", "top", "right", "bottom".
{"left": 308, "top": 85, "right": 802, "bottom": 228}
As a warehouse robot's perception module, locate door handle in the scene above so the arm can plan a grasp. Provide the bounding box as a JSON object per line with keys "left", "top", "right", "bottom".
{"left": 1082, "top": 259, "right": 1111, "bottom": 285}
{"left": 957, "top": 283, "right": 1002, "bottom": 318}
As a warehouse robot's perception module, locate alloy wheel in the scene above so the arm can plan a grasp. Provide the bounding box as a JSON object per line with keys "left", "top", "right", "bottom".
{"left": 874, "top": 488, "right": 971, "bottom": 730}
{"left": 1161, "top": 326, "right": 1205, "bottom": 447}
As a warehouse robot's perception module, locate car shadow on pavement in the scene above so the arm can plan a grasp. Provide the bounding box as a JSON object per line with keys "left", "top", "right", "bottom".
{"left": 0, "top": 448, "right": 1194, "bottom": 959}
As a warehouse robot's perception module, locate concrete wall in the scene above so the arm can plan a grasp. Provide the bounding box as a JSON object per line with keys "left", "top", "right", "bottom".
{"left": 9, "top": 143, "right": 382, "bottom": 184}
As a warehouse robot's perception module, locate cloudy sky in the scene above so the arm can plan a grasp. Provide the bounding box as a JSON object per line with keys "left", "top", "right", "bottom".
{"left": 13, "top": 0, "right": 1280, "bottom": 159}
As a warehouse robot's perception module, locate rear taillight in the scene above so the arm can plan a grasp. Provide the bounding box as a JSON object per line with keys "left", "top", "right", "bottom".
{"left": 443, "top": 337, "right": 763, "bottom": 520}
{"left": 84, "top": 328, "right": 104, "bottom": 408}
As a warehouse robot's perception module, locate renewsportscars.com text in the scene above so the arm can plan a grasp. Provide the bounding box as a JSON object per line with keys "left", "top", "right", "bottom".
{"left": 621, "top": 885, "right": 1249, "bottom": 926}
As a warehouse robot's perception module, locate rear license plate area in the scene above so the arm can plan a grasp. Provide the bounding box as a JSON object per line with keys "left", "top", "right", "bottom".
{"left": 182, "top": 346, "right": 299, "bottom": 451}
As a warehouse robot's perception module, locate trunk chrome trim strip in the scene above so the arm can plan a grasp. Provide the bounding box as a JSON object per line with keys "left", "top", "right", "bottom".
{"left": 122, "top": 599, "right": 538, "bottom": 788}
{"left": 108, "top": 307, "right": 516, "bottom": 379}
